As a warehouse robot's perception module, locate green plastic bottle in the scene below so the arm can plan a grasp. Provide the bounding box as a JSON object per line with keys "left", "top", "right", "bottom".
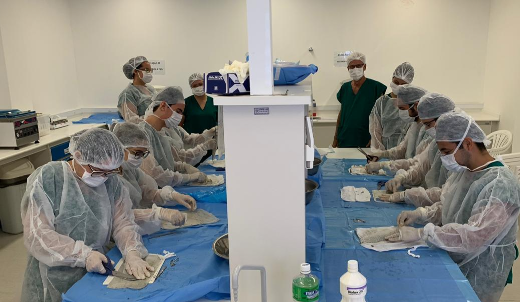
{"left": 293, "top": 263, "right": 320, "bottom": 302}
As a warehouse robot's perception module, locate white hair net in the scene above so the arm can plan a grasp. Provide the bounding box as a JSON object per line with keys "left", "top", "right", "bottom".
{"left": 396, "top": 84, "right": 428, "bottom": 105}
{"left": 123, "top": 56, "right": 148, "bottom": 80}
{"left": 69, "top": 128, "right": 125, "bottom": 170}
{"left": 113, "top": 122, "right": 150, "bottom": 148}
{"left": 393, "top": 62, "right": 414, "bottom": 84}
{"left": 435, "top": 112, "right": 488, "bottom": 143}
{"left": 155, "top": 86, "right": 185, "bottom": 105}
{"left": 346, "top": 51, "right": 366, "bottom": 66}
{"left": 188, "top": 73, "right": 204, "bottom": 86}
{"left": 417, "top": 93, "right": 455, "bottom": 120}
{"left": 144, "top": 86, "right": 185, "bottom": 118}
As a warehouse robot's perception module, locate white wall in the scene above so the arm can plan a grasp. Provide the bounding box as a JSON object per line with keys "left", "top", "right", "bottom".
{"left": 271, "top": 0, "right": 491, "bottom": 107}
{"left": 0, "top": 0, "right": 500, "bottom": 112}
{"left": 0, "top": 28, "right": 11, "bottom": 109}
{"left": 482, "top": 0, "right": 520, "bottom": 152}
{"left": 68, "top": 0, "right": 248, "bottom": 109}
{"left": 0, "top": 0, "right": 80, "bottom": 114}
{"left": 67, "top": 0, "right": 491, "bottom": 109}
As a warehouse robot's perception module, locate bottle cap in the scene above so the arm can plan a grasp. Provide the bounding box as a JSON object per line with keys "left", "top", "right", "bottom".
{"left": 348, "top": 260, "right": 358, "bottom": 272}
{"left": 300, "top": 263, "right": 311, "bottom": 274}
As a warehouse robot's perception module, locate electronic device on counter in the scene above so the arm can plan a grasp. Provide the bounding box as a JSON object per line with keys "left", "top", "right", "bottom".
{"left": 50, "top": 115, "right": 69, "bottom": 129}
{"left": 0, "top": 109, "right": 40, "bottom": 148}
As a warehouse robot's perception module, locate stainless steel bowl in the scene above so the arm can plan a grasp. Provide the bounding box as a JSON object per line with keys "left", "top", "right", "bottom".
{"left": 305, "top": 179, "right": 319, "bottom": 205}
{"left": 307, "top": 157, "right": 322, "bottom": 176}
{"left": 213, "top": 233, "right": 229, "bottom": 260}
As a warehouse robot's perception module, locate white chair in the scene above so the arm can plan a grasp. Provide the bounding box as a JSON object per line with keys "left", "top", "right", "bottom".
{"left": 500, "top": 152, "right": 520, "bottom": 179}
{"left": 486, "top": 130, "right": 513, "bottom": 157}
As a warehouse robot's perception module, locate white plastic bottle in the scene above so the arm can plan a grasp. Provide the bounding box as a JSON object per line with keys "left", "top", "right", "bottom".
{"left": 339, "top": 260, "right": 367, "bottom": 302}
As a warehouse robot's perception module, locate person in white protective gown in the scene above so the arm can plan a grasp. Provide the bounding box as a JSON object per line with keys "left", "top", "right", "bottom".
{"left": 368, "top": 84, "right": 429, "bottom": 162}
{"left": 113, "top": 122, "right": 201, "bottom": 234}
{"left": 118, "top": 56, "right": 157, "bottom": 124}
{"left": 369, "top": 62, "right": 414, "bottom": 151}
{"left": 144, "top": 86, "right": 217, "bottom": 166}
{"left": 20, "top": 128, "right": 154, "bottom": 302}
{"left": 138, "top": 86, "right": 212, "bottom": 187}
{"left": 386, "top": 112, "right": 520, "bottom": 302}
{"left": 372, "top": 93, "right": 455, "bottom": 202}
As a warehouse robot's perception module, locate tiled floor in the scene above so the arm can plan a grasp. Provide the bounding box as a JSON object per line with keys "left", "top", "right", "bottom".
{"left": 0, "top": 231, "right": 26, "bottom": 302}
{"left": 0, "top": 229, "right": 519, "bottom": 302}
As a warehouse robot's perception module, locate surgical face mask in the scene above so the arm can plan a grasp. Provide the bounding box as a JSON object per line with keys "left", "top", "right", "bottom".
{"left": 165, "top": 110, "right": 183, "bottom": 129}
{"left": 138, "top": 70, "right": 153, "bottom": 83}
{"left": 440, "top": 147, "right": 466, "bottom": 173}
{"left": 349, "top": 67, "right": 364, "bottom": 81}
{"left": 154, "top": 106, "right": 183, "bottom": 128}
{"left": 390, "top": 82, "right": 401, "bottom": 95}
{"left": 398, "top": 109, "right": 414, "bottom": 123}
{"left": 127, "top": 153, "right": 144, "bottom": 168}
{"left": 441, "top": 144, "right": 498, "bottom": 173}
{"left": 426, "top": 127, "right": 436, "bottom": 138}
{"left": 72, "top": 160, "right": 108, "bottom": 187}
{"left": 440, "top": 118, "right": 472, "bottom": 173}
{"left": 192, "top": 86, "right": 205, "bottom": 96}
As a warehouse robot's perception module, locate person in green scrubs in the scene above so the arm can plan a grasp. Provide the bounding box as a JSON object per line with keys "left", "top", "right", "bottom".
{"left": 180, "top": 73, "right": 217, "bottom": 134}
{"left": 333, "top": 52, "right": 387, "bottom": 148}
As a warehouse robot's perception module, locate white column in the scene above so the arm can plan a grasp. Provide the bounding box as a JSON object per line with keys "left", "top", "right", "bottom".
{"left": 216, "top": 96, "right": 308, "bottom": 302}
{"left": 246, "top": 0, "right": 274, "bottom": 96}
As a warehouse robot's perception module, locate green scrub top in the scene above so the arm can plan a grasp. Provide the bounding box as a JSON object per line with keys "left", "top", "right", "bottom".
{"left": 183, "top": 95, "right": 217, "bottom": 134}
{"left": 337, "top": 78, "right": 387, "bottom": 148}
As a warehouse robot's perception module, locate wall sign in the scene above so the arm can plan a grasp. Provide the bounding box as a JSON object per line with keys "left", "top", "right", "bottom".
{"left": 334, "top": 51, "right": 352, "bottom": 67}
{"left": 150, "top": 60, "right": 165, "bottom": 75}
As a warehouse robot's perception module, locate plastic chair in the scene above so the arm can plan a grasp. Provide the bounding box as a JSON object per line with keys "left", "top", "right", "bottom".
{"left": 500, "top": 153, "right": 520, "bottom": 180}
{"left": 487, "top": 130, "right": 513, "bottom": 157}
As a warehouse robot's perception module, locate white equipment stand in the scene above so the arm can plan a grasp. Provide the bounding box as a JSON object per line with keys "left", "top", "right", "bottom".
{"left": 214, "top": 0, "right": 313, "bottom": 301}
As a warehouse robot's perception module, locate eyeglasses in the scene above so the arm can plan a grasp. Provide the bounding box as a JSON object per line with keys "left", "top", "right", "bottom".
{"left": 348, "top": 64, "right": 365, "bottom": 69}
{"left": 128, "top": 149, "right": 150, "bottom": 159}
{"left": 88, "top": 165, "right": 123, "bottom": 177}
{"left": 137, "top": 69, "right": 153, "bottom": 74}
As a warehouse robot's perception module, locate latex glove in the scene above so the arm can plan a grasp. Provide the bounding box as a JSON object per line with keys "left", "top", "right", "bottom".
{"left": 367, "top": 150, "right": 382, "bottom": 163}
{"left": 386, "top": 175, "right": 404, "bottom": 193}
{"left": 380, "top": 191, "right": 405, "bottom": 203}
{"left": 397, "top": 208, "right": 427, "bottom": 226}
{"left": 86, "top": 251, "right": 108, "bottom": 274}
{"left": 155, "top": 206, "right": 186, "bottom": 226}
{"left": 366, "top": 154, "right": 380, "bottom": 163}
{"left": 124, "top": 251, "right": 155, "bottom": 280}
{"left": 202, "top": 127, "right": 217, "bottom": 139}
{"left": 183, "top": 163, "right": 200, "bottom": 174}
{"left": 385, "top": 226, "right": 424, "bottom": 242}
{"left": 189, "top": 172, "right": 207, "bottom": 183}
{"left": 366, "top": 162, "right": 384, "bottom": 174}
{"left": 171, "top": 192, "right": 197, "bottom": 211}
{"left": 202, "top": 139, "right": 217, "bottom": 151}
